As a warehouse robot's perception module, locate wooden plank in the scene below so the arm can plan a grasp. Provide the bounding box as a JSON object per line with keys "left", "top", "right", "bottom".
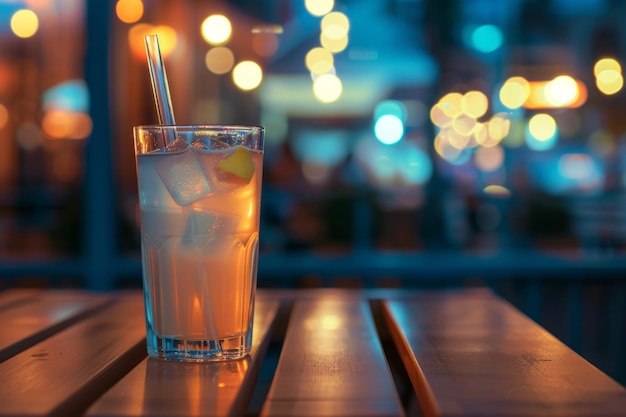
{"left": 0, "top": 288, "right": 40, "bottom": 310}
{"left": 86, "top": 299, "right": 282, "bottom": 417}
{"left": 0, "top": 294, "right": 147, "bottom": 417}
{"left": 382, "top": 289, "right": 626, "bottom": 417}
{"left": 0, "top": 290, "right": 111, "bottom": 362}
{"left": 261, "top": 299, "right": 405, "bottom": 417}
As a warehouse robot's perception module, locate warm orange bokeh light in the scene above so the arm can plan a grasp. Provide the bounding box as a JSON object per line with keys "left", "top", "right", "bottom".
{"left": 116, "top": 0, "right": 144, "bottom": 24}
{"left": 128, "top": 24, "right": 178, "bottom": 60}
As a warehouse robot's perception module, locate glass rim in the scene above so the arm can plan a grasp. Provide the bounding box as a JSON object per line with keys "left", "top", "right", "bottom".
{"left": 133, "top": 124, "right": 264, "bottom": 131}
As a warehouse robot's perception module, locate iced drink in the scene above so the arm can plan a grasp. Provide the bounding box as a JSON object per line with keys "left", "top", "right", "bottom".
{"left": 134, "top": 125, "right": 264, "bottom": 361}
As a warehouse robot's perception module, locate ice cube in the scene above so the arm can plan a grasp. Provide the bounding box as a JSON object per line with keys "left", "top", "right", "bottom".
{"left": 181, "top": 210, "right": 221, "bottom": 247}
{"left": 156, "top": 150, "right": 212, "bottom": 205}
{"left": 165, "top": 136, "right": 189, "bottom": 152}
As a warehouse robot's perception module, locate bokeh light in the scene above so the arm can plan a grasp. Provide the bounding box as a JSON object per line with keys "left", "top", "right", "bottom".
{"left": 374, "top": 100, "right": 406, "bottom": 122}
{"left": 471, "top": 24, "right": 503, "bottom": 53}
{"left": 526, "top": 113, "right": 557, "bottom": 150}
{"left": 312, "top": 73, "right": 342, "bottom": 103}
{"left": 128, "top": 24, "right": 177, "bottom": 60}
{"left": 321, "top": 11, "right": 350, "bottom": 40}
{"left": 11, "top": 9, "right": 39, "bottom": 38}
{"left": 306, "top": 47, "right": 334, "bottom": 75}
{"left": 594, "top": 58, "right": 621, "bottom": 77}
{"left": 42, "top": 110, "right": 93, "bottom": 140}
{"left": 320, "top": 31, "right": 348, "bottom": 53}
{"left": 201, "top": 15, "right": 232, "bottom": 45}
{"left": 528, "top": 113, "right": 556, "bottom": 141}
{"left": 116, "top": 0, "right": 143, "bottom": 24}
{"left": 374, "top": 114, "right": 404, "bottom": 145}
{"left": 483, "top": 184, "right": 511, "bottom": 198}
{"left": 545, "top": 75, "right": 578, "bottom": 106}
{"left": 252, "top": 33, "right": 279, "bottom": 57}
{"left": 305, "top": 0, "right": 334, "bottom": 16}
{"left": 232, "top": 61, "right": 263, "bottom": 91}
{"left": 205, "top": 47, "right": 235, "bottom": 74}
{"left": 0, "top": 103, "right": 9, "bottom": 130}
{"left": 499, "top": 76, "right": 530, "bottom": 109}
{"left": 475, "top": 144, "right": 505, "bottom": 172}
{"left": 461, "top": 90, "right": 488, "bottom": 118}
{"left": 596, "top": 69, "right": 623, "bottom": 95}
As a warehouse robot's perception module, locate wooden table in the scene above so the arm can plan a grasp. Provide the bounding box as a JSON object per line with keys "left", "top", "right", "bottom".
{"left": 0, "top": 287, "right": 625, "bottom": 417}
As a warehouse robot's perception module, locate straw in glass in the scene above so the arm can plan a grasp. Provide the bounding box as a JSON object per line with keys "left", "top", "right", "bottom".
{"left": 144, "top": 34, "right": 176, "bottom": 125}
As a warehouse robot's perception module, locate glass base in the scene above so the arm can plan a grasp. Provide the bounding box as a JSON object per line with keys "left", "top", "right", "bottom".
{"left": 148, "top": 334, "right": 249, "bottom": 362}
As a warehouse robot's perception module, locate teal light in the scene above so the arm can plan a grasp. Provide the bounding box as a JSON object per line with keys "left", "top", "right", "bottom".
{"left": 471, "top": 25, "right": 503, "bottom": 53}
{"left": 398, "top": 145, "right": 432, "bottom": 185}
{"left": 374, "top": 114, "right": 404, "bottom": 145}
{"left": 374, "top": 100, "right": 406, "bottom": 122}
{"left": 525, "top": 125, "right": 558, "bottom": 151}
{"left": 42, "top": 79, "right": 90, "bottom": 112}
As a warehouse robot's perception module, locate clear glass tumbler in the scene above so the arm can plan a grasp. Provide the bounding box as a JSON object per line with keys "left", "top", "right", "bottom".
{"left": 133, "top": 124, "right": 264, "bottom": 361}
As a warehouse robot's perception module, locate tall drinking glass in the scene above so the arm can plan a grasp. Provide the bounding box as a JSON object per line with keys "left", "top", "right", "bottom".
{"left": 133, "top": 125, "right": 264, "bottom": 361}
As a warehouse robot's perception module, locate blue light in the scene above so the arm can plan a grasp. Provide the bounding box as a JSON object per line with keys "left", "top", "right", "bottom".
{"left": 374, "top": 100, "right": 406, "bottom": 122}
{"left": 525, "top": 125, "right": 558, "bottom": 151}
{"left": 292, "top": 130, "right": 349, "bottom": 165}
{"left": 42, "top": 80, "right": 90, "bottom": 112}
{"left": 471, "top": 25, "right": 503, "bottom": 53}
{"left": 398, "top": 145, "right": 432, "bottom": 184}
{"left": 374, "top": 114, "right": 404, "bottom": 145}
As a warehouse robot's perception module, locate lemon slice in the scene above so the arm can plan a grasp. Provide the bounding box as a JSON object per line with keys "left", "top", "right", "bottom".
{"left": 216, "top": 147, "right": 255, "bottom": 183}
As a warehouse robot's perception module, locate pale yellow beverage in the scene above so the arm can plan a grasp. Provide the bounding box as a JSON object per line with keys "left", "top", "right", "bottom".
{"left": 134, "top": 125, "right": 264, "bottom": 361}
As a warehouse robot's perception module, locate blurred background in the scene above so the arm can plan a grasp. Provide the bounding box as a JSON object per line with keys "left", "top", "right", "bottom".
{"left": 0, "top": 0, "right": 625, "bottom": 383}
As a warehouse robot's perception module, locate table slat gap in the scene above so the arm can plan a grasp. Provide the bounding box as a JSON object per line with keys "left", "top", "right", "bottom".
{"left": 0, "top": 295, "right": 147, "bottom": 417}
{"left": 261, "top": 298, "right": 405, "bottom": 417}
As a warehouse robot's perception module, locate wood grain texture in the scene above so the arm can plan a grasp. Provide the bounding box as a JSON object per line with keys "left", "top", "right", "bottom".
{"left": 86, "top": 299, "right": 281, "bottom": 417}
{"left": 0, "top": 288, "right": 40, "bottom": 310}
{"left": 382, "top": 289, "right": 626, "bottom": 417}
{"left": 261, "top": 299, "right": 404, "bottom": 417}
{"left": 0, "top": 294, "right": 147, "bottom": 417}
{"left": 0, "top": 290, "right": 111, "bottom": 362}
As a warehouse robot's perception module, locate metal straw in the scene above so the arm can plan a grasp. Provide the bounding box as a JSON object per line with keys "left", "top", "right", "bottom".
{"left": 144, "top": 34, "right": 176, "bottom": 125}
